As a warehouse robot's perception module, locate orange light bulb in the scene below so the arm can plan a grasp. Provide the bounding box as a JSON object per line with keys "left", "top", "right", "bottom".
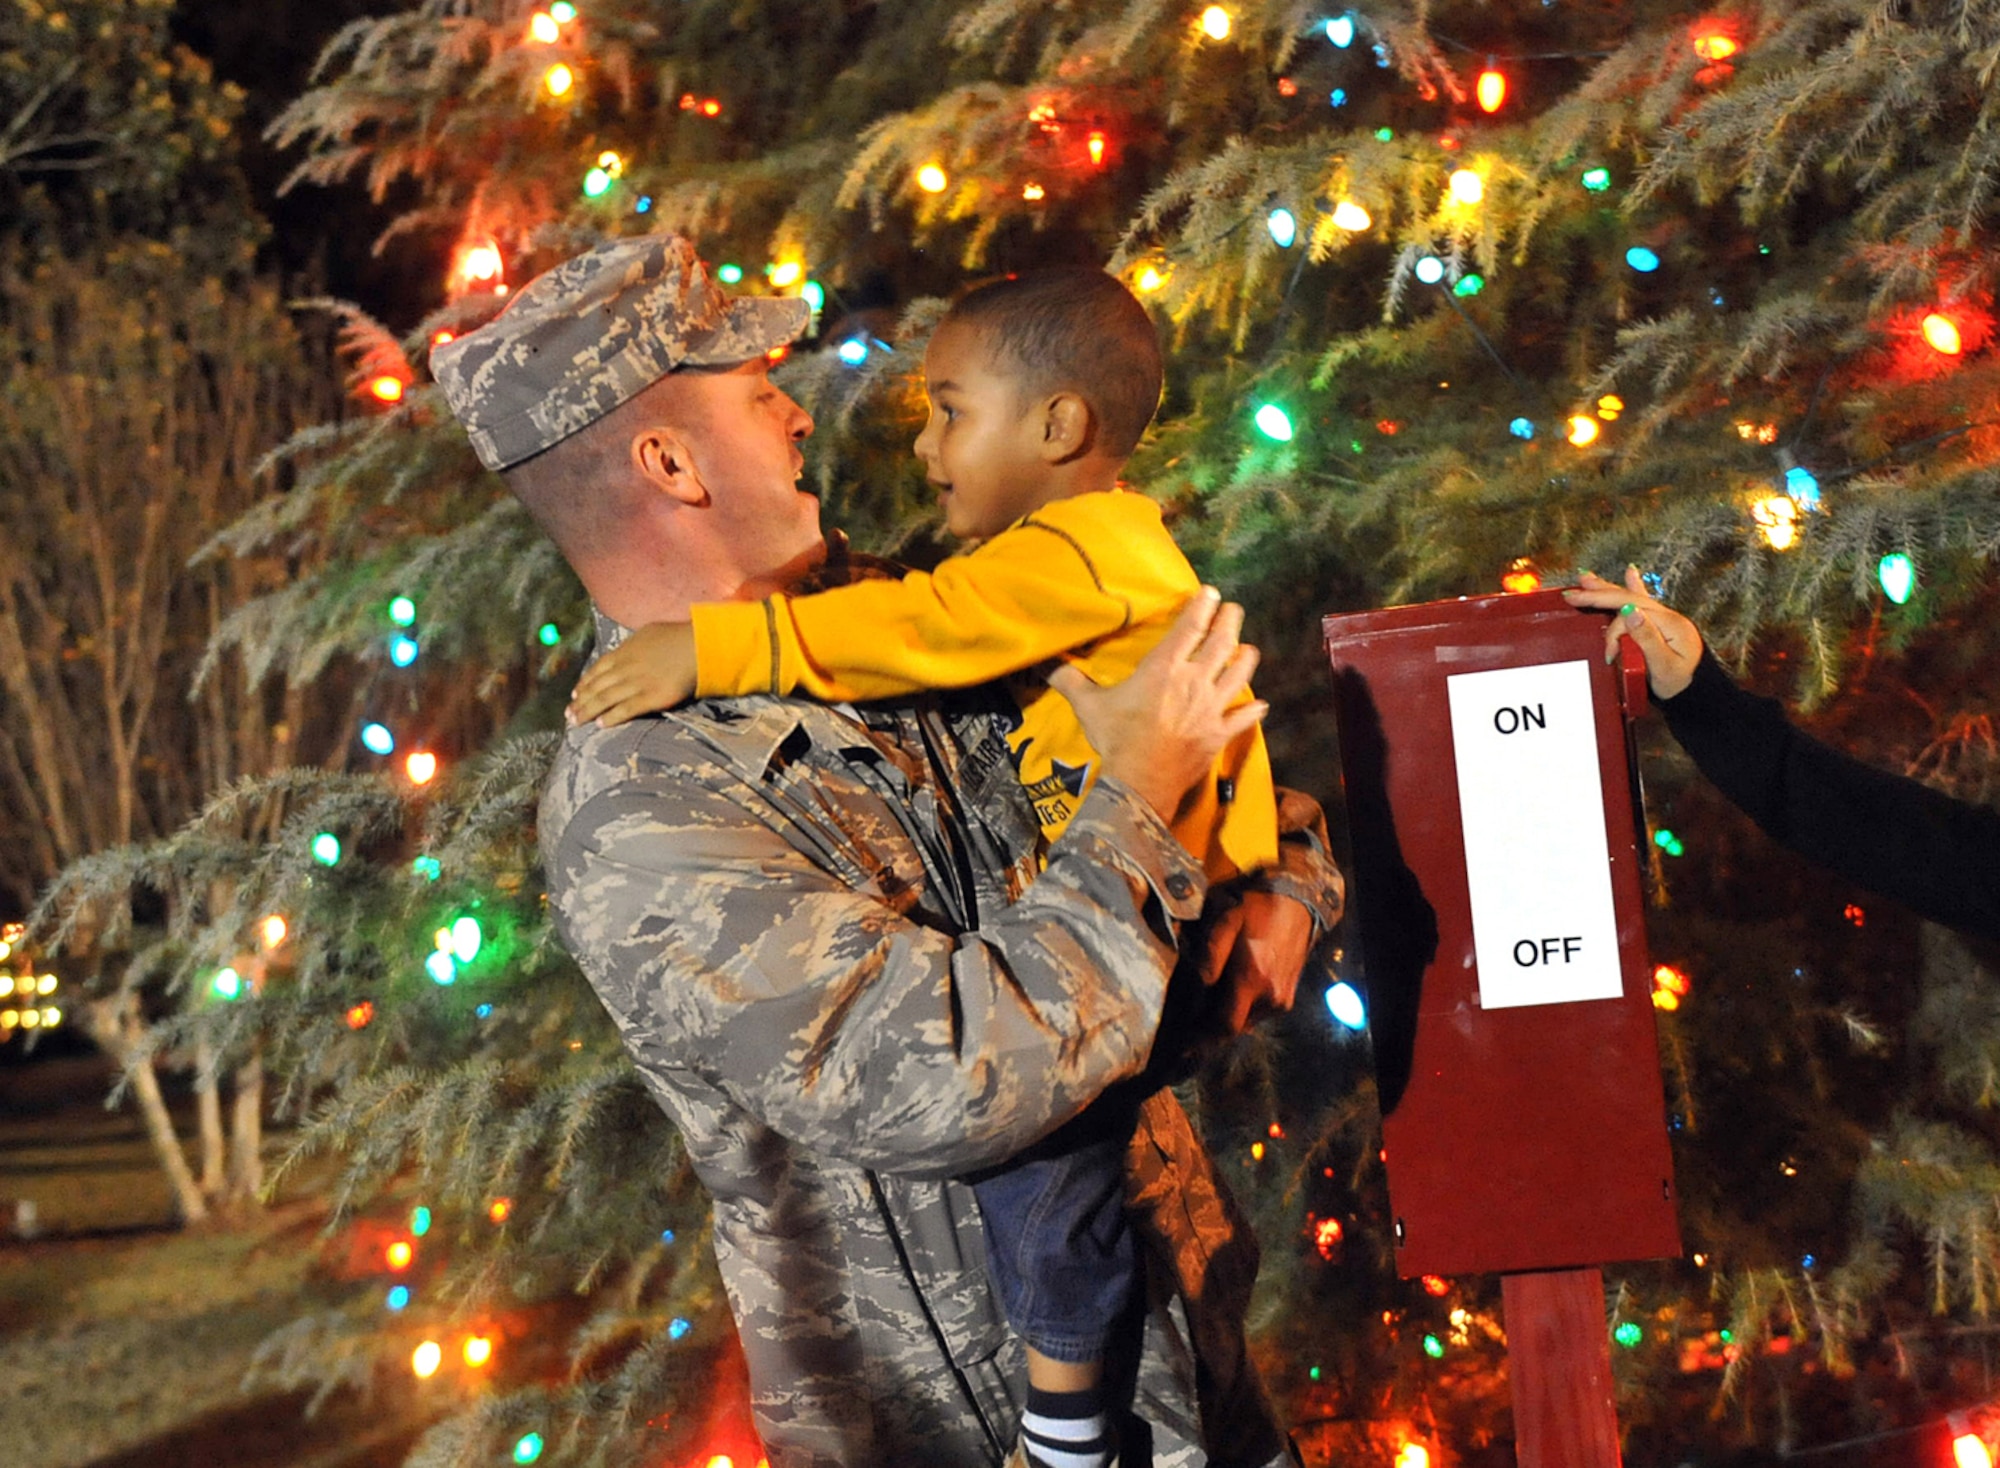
{"left": 1476, "top": 69, "right": 1506, "bottom": 113}
{"left": 368, "top": 375, "right": 406, "bottom": 404}
{"left": 405, "top": 752, "right": 439, "bottom": 785}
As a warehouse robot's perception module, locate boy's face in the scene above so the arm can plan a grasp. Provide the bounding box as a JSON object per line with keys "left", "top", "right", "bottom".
{"left": 914, "top": 320, "right": 1059, "bottom": 542}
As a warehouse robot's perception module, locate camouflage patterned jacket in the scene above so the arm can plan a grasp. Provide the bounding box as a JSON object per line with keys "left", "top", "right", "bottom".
{"left": 543, "top": 613, "right": 1344, "bottom": 1467}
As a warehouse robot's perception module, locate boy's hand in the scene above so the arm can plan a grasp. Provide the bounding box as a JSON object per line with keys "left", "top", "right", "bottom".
{"left": 568, "top": 622, "right": 699, "bottom": 727}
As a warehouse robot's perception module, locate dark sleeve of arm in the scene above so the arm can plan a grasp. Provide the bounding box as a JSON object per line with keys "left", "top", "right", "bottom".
{"left": 1661, "top": 649, "right": 2000, "bottom": 941}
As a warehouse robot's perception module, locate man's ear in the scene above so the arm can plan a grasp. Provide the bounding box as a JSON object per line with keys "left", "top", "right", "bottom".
{"left": 1037, "top": 391, "right": 1096, "bottom": 464}
{"left": 632, "top": 425, "right": 710, "bottom": 507}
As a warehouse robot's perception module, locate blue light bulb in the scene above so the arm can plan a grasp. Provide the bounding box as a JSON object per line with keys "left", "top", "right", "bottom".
{"left": 836, "top": 338, "right": 869, "bottom": 366}
{"left": 386, "top": 1285, "right": 410, "bottom": 1311}
{"left": 1784, "top": 465, "right": 1820, "bottom": 511}
{"left": 1508, "top": 418, "right": 1535, "bottom": 440}
{"left": 389, "top": 636, "right": 419, "bottom": 668}
{"left": 1325, "top": 981, "right": 1367, "bottom": 1030}
{"left": 1326, "top": 13, "right": 1354, "bottom": 45}
{"left": 360, "top": 723, "right": 395, "bottom": 756}
{"left": 1266, "top": 208, "right": 1297, "bottom": 248}
{"left": 1625, "top": 246, "right": 1661, "bottom": 273}
{"left": 425, "top": 950, "right": 457, "bottom": 986}
{"left": 1414, "top": 256, "right": 1445, "bottom": 285}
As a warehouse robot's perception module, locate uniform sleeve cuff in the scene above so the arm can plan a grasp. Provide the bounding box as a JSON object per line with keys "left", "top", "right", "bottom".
{"left": 1062, "top": 776, "right": 1209, "bottom": 924}
{"left": 691, "top": 599, "right": 781, "bottom": 698}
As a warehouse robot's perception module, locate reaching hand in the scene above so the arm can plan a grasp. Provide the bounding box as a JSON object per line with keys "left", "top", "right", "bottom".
{"left": 1562, "top": 567, "right": 1706, "bottom": 700}
{"left": 568, "top": 621, "right": 700, "bottom": 727}
{"left": 1047, "top": 587, "right": 1267, "bottom": 824}
{"left": 1197, "top": 889, "right": 1316, "bottom": 1036}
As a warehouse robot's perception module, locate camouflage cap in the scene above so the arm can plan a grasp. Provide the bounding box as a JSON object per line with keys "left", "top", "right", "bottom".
{"left": 431, "top": 234, "right": 812, "bottom": 472}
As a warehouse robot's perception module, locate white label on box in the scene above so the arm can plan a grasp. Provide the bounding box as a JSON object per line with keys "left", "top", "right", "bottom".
{"left": 1445, "top": 659, "right": 1624, "bottom": 1009}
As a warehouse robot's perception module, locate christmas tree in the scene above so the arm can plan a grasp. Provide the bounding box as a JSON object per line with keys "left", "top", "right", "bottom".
{"left": 31, "top": 0, "right": 2000, "bottom": 1462}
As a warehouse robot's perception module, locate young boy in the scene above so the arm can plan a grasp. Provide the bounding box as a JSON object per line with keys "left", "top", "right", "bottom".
{"left": 569, "top": 268, "right": 1277, "bottom": 1468}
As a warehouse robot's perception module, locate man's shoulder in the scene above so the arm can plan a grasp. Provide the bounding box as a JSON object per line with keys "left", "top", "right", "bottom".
{"left": 541, "top": 699, "right": 807, "bottom": 842}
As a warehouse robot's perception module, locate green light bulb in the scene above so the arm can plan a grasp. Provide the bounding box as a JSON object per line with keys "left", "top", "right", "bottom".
{"left": 1254, "top": 404, "right": 1294, "bottom": 442}
{"left": 1613, "top": 1320, "right": 1643, "bottom": 1349}
{"left": 537, "top": 622, "right": 561, "bottom": 647}
{"left": 1421, "top": 1333, "right": 1444, "bottom": 1358}
{"left": 388, "top": 596, "right": 416, "bottom": 627}
{"left": 311, "top": 833, "right": 341, "bottom": 867}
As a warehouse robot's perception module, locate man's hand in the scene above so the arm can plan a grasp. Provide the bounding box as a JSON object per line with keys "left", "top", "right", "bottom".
{"left": 569, "top": 622, "right": 699, "bottom": 727}
{"left": 1199, "top": 890, "right": 1316, "bottom": 1035}
{"left": 1048, "top": 588, "right": 1266, "bottom": 823}
{"left": 1562, "top": 566, "right": 1706, "bottom": 700}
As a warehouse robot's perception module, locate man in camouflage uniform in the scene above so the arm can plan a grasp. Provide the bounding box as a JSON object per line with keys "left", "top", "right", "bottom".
{"left": 433, "top": 235, "right": 1344, "bottom": 1468}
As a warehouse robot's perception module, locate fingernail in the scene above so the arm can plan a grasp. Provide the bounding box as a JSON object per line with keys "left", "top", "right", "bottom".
{"left": 1605, "top": 645, "right": 1618, "bottom": 663}
{"left": 1200, "top": 585, "right": 1220, "bottom": 601}
{"left": 1620, "top": 603, "right": 1639, "bottom": 622}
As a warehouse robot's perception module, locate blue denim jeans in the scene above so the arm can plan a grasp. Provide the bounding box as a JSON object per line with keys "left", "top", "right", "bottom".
{"left": 968, "top": 1100, "right": 1137, "bottom": 1364}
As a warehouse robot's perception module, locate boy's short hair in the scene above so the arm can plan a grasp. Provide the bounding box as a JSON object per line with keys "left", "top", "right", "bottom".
{"left": 945, "top": 269, "right": 1164, "bottom": 459}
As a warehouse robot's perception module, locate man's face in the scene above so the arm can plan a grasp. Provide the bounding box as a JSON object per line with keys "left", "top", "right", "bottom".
{"left": 913, "top": 321, "right": 1054, "bottom": 543}
{"left": 677, "top": 358, "right": 822, "bottom": 593}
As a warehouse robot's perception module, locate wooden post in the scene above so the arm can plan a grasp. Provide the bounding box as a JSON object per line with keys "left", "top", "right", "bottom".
{"left": 1502, "top": 1267, "right": 1621, "bottom": 1468}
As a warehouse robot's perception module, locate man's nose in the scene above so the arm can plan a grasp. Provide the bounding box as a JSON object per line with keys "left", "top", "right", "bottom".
{"left": 784, "top": 393, "right": 814, "bottom": 440}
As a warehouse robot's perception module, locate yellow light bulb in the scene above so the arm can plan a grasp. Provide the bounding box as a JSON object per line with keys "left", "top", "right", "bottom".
{"left": 1136, "top": 266, "right": 1165, "bottom": 293}
{"left": 1922, "top": 312, "right": 1963, "bottom": 355}
{"left": 1332, "top": 200, "right": 1372, "bottom": 231}
{"left": 261, "top": 915, "right": 287, "bottom": 949}
{"left": 1448, "top": 169, "right": 1484, "bottom": 205}
{"left": 0, "top": 977, "right": 12, "bottom": 998}
{"left": 1566, "top": 415, "right": 1600, "bottom": 447}
{"left": 916, "top": 164, "right": 948, "bottom": 194}
{"left": 543, "top": 63, "right": 574, "bottom": 97}
{"left": 463, "top": 1335, "right": 494, "bottom": 1367}
{"left": 1200, "top": 5, "right": 1232, "bottom": 40}
{"left": 1753, "top": 494, "right": 1800, "bottom": 551}
{"left": 768, "top": 261, "right": 804, "bottom": 288}
{"left": 528, "top": 11, "right": 560, "bottom": 42}
{"left": 412, "top": 1340, "right": 443, "bottom": 1379}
